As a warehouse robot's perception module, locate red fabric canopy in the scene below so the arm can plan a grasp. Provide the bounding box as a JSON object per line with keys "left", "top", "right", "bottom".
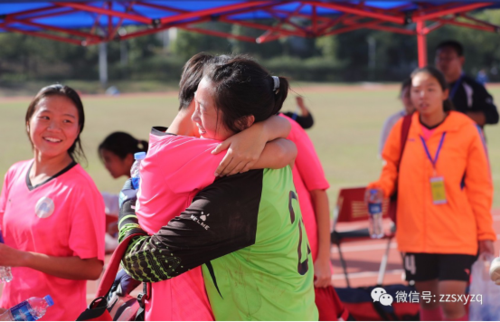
{"left": 1, "top": 1, "right": 500, "bottom": 66}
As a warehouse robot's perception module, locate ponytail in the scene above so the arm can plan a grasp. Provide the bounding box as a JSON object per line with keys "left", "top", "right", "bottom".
{"left": 204, "top": 56, "right": 290, "bottom": 134}
{"left": 98, "top": 132, "right": 148, "bottom": 160}
{"left": 137, "top": 140, "right": 149, "bottom": 152}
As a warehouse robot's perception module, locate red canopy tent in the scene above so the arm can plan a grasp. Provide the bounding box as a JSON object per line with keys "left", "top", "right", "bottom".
{"left": 1, "top": 1, "right": 500, "bottom": 67}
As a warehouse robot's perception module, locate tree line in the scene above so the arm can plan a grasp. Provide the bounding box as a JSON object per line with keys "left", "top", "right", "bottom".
{"left": 1, "top": 10, "right": 500, "bottom": 85}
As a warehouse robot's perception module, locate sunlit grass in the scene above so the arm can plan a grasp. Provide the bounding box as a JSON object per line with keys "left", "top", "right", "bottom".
{"left": 2, "top": 84, "right": 500, "bottom": 209}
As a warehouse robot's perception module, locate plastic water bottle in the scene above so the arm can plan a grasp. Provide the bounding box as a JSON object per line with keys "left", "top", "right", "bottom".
{"left": 130, "top": 152, "right": 146, "bottom": 189}
{"left": 0, "top": 295, "right": 54, "bottom": 321}
{"left": 490, "top": 256, "right": 500, "bottom": 285}
{"left": 367, "top": 189, "right": 384, "bottom": 239}
{"left": 0, "top": 230, "right": 12, "bottom": 283}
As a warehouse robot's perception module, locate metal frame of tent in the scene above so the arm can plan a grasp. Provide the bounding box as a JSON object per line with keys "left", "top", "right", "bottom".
{"left": 1, "top": 1, "right": 500, "bottom": 66}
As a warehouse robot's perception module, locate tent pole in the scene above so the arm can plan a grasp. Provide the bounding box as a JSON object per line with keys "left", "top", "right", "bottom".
{"left": 99, "top": 42, "right": 108, "bottom": 87}
{"left": 416, "top": 20, "right": 427, "bottom": 67}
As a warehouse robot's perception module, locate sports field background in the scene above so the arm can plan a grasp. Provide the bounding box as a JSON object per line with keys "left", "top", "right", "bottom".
{"left": 2, "top": 83, "right": 500, "bottom": 209}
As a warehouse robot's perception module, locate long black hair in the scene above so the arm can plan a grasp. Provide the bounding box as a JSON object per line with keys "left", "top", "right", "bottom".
{"left": 178, "top": 53, "right": 231, "bottom": 111}
{"left": 178, "top": 53, "right": 215, "bottom": 110}
{"left": 410, "top": 66, "right": 455, "bottom": 112}
{"left": 203, "top": 55, "right": 289, "bottom": 134}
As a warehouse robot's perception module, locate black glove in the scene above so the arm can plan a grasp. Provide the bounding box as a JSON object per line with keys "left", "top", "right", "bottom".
{"left": 108, "top": 269, "right": 142, "bottom": 298}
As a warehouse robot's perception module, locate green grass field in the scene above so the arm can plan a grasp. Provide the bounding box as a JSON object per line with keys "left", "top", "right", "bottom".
{"left": 2, "top": 83, "right": 500, "bottom": 209}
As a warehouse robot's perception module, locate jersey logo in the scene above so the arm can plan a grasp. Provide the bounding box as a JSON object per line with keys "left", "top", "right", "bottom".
{"left": 35, "top": 197, "right": 55, "bottom": 218}
{"left": 190, "top": 211, "right": 210, "bottom": 230}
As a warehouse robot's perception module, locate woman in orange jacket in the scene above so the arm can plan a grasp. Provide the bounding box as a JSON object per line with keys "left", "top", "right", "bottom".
{"left": 368, "top": 66, "right": 495, "bottom": 321}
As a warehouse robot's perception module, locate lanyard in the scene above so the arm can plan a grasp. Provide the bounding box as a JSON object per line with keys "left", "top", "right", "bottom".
{"left": 420, "top": 132, "right": 446, "bottom": 169}
{"left": 449, "top": 73, "right": 464, "bottom": 99}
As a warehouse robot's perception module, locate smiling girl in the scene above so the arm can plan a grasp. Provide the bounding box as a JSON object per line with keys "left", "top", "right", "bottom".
{"left": 368, "top": 66, "right": 495, "bottom": 321}
{"left": 0, "top": 85, "right": 105, "bottom": 321}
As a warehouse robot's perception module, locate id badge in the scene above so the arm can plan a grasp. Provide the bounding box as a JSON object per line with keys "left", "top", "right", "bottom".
{"left": 430, "top": 176, "right": 447, "bottom": 205}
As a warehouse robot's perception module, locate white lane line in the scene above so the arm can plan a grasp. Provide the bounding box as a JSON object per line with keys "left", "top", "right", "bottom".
{"left": 332, "top": 216, "right": 500, "bottom": 254}
{"left": 331, "top": 242, "right": 398, "bottom": 253}
{"left": 333, "top": 234, "right": 500, "bottom": 254}
{"left": 332, "top": 269, "right": 404, "bottom": 280}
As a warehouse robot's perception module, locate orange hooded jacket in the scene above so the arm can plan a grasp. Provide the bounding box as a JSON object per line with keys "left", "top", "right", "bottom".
{"left": 369, "top": 111, "right": 496, "bottom": 255}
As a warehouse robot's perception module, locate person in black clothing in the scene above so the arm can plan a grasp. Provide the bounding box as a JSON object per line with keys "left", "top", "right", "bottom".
{"left": 283, "top": 96, "right": 314, "bottom": 129}
{"left": 435, "top": 40, "right": 499, "bottom": 128}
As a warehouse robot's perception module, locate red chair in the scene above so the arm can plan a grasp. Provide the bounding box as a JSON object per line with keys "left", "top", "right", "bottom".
{"left": 331, "top": 187, "right": 396, "bottom": 288}
{"left": 106, "top": 214, "right": 118, "bottom": 236}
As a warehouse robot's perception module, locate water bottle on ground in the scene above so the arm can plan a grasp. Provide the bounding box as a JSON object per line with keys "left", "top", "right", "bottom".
{"left": 130, "top": 152, "right": 146, "bottom": 190}
{"left": 0, "top": 295, "right": 54, "bottom": 321}
{"left": 367, "top": 189, "right": 384, "bottom": 239}
{"left": 0, "top": 231, "right": 12, "bottom": 283}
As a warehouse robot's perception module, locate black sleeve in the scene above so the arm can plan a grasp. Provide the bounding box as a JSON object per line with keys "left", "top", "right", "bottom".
{"left": 473, "top": 82, "right": 499, "bottom": 124}
{"left": 282, "top": 112, "right": 314, "bottom": 129}
{"left": 121, "top": 170, "right": 263, "bottom": 282}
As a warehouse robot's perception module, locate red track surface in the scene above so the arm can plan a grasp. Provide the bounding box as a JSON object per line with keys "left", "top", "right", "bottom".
{"left": 84, "top": 210, "right": 500, "bottom": 304}
{"left": 331, "top": 209, "right": 500, "bottom": 288}
{"left": 1, "top": 210, "right": 499, "bottom": 306}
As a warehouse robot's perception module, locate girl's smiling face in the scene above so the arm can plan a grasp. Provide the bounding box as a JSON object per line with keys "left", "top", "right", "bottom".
{"left": 192, "top": 77, "right": 234, "bottom": 141}
{"left": 28, "top": 95, "right": 80, "bottom": 158}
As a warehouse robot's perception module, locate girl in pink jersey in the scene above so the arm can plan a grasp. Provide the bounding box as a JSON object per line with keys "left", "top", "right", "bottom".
{"left": 119, "top": 55, "right": 298, "bottom": 321}
{"left": 0, "top": 85, "right": 105, "bottom": 321}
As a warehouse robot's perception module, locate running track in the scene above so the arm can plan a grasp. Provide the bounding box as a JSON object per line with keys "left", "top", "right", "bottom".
{"left": 1, "top": 210, "right": 499, "bottom": 305}
{"left": 85, "top": 209, "right": 500, "bottom": 302}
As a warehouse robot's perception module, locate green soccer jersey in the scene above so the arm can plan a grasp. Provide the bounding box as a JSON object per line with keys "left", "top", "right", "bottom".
{"left": 121, "top": 167, "right": 318, "bottom": 320}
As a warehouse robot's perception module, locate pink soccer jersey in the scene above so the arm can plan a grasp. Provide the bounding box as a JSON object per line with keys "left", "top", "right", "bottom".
{"left": 136, "top": 128, "right": 226, "bottom": 321}
{"left": 281, "top": 114, "right": 330, "bottom": 261}
{"left": 0, "top": 160, "right": 105, "bottom": 321}
{"left": 420, "top": 125, "right": 436, "bottom": 140}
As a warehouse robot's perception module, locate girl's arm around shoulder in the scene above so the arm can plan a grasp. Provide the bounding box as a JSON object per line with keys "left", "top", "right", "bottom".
{"left": 252, "top": 138, "right": 297, "bottom": 170}
{"left": 212, "top": 116, "right": 292, "bottom": 176}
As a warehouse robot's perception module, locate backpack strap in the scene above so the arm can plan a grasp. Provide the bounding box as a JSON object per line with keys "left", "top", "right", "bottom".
{"left": 398, "top": 114, "right": 413, "bottom": 166}
{"left": 389, "top": 114, "right": 413, "bottom": 224}
{"left": 96, "top": 233, "right": 143, "bottom": 298}
{"left": 76, "top": 297, "right": 110, "bottom": 321}
{"left": 78, "top": 233, "right": 145, "bottom": 322}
